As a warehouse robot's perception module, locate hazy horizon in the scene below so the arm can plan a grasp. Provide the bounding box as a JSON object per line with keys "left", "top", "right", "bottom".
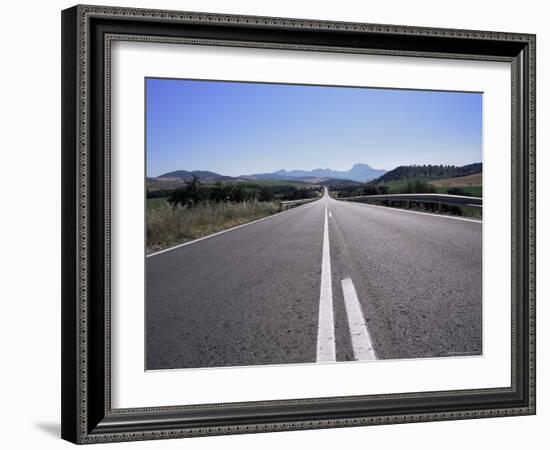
{"left": 146, "top": 78, "right": 482, "bottom": 178}
{"left": 152, "top": 160, "right": 482, "bottom": 178}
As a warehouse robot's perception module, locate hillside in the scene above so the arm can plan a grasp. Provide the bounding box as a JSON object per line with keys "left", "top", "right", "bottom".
{"left": 373, "top": 163, "right": 482, "bottom": 184}
{"left": 157, "top": 170, "right": 232, "bottom": 182}
{"left": 430, "top": 172, "right": 482, "bottom": 188}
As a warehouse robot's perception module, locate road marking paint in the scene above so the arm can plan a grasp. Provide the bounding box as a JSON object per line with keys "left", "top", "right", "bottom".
{"left": 341, "top": 278, "right": 377, "bottom": 361}
{"left": 147, "top": 199, "right": 321, "bottom": 257}
{"left": 316, "top": 203, "right": 336, "bottom": 362}
{"left": 328, "top": 210, "right": 333, "bottom": 218}
{"left": 343, "top": 201, "right": 482, "bottom": 224}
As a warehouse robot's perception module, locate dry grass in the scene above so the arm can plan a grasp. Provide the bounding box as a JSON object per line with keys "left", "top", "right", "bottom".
{"left": 147, "top": 200, "right": 280, "bottom": 253}
{"left": 430, "top": 172, "right": 482, "bottom": 187}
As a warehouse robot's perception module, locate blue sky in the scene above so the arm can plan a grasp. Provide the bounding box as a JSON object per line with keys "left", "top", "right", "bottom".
{"left": 146, "top": 78, "right": 482, "bottom": 177}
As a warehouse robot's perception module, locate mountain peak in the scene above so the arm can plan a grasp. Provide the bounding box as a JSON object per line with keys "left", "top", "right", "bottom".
{"left": 157, "top": 163, "right": 387, "bottom": 183}
{"left": 249, "top": 163, "right": 385, "bottom": 182}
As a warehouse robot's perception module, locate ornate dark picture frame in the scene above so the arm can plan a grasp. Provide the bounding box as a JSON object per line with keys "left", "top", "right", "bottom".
{"left": 61, "top": 4, "right": 536, "bottom": 444}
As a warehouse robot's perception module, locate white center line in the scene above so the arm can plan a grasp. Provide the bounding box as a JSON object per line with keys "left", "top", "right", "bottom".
{"left": 316, "top": 203, "right": 336, "bottom": 362}
{"left": 341, "top": 278, "right": 377, "bottom": 361}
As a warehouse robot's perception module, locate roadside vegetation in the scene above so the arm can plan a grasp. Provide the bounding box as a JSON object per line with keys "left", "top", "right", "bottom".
{"left": 375, "top": 163, "right": 481, "bottom": 183}
{"left": 147, "top": 175, "right": 321, "bottom": 252}
{"left": 429, "top": 172, "right": 482, "bottom": 197}
{"left": 147, "top": 200, "right": 280, "bottom": 253}
{"left": 437, "top": 185, "right": 482, "bottom": 197}
{"left": 327, "top": 164, "right": 483, "bottom": 219}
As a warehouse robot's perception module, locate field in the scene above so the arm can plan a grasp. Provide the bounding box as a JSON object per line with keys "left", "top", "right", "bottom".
{"left": 147, "top": 199, "right": 280, "bottom": 253}
{"left": 224, "top": 179, "right": 313, "bottom": 188}
{"left": 148, "top": 177, "right": 313, "bottom": 191}
{"left": 433, "top": 185, "right": 482, "bottom": 197}
{"left": 376, "top": 176, "right": 439, "bottom": 193}
{"left": 147, "top": 197, "right": 170, "bottom": 210}
{"left": 429, "top": 173, "right": 482, "bottom": 197}
{"left": 375, "top": 174, "right": 482, "bottom": 197}
{"left": 430, "top": 172, "right": 482, "bottom": 188}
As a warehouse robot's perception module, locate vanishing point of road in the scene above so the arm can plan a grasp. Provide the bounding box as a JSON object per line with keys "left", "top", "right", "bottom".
{"left": 146, "top": 188, "right": 482, "bottom": 370}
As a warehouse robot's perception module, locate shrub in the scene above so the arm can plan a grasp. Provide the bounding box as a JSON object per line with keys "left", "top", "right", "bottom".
{"left": 399, "top": 180, "right": 436, "bottom": 194}
{"left": 446, "top": 187, "right": 469, "bottom": 196}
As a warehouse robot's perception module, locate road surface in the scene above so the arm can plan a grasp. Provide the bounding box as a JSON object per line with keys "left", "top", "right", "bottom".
{"left": 146, "top": 189, "right": 482, "bottom": 370}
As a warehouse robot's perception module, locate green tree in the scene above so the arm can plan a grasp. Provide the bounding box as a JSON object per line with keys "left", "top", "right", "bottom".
{"left": 168, "top": 175, "right": 204, "bottom": 208}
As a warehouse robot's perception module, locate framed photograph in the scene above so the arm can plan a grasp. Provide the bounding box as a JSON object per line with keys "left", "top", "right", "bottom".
{"left": 61, "top": 5, "right": 536, "bottom": 444}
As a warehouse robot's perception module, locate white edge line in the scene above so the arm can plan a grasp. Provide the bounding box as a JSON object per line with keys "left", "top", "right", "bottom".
{"left": 147, "top": 199, "right": 320, "bottom": 258}
{"left": 341, "top": 200, "right": 483, "bottom": 223}
{"left": 341, "top": 278, "right": 377, "bottom": 361}
{"left": 316, "top": 203, "right": 336, "bottom": 362}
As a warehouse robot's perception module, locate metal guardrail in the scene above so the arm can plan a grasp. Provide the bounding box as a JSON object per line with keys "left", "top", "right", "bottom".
{"left": 338, "top": 193, "right": 482, "bottom": 209}
{"left": 279, "top": 197, "right": 319, "bottom": 211}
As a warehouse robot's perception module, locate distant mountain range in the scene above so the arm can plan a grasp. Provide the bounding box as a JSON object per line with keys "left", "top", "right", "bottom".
{"left": 155, "top": 163, "right": 482, "bottom": 185}
{"left": 157, "top": 170, "right": 234, "bottom": 183}
{"left": 246, "top": 164, "right": 386, "bottom": 182}
{"left": 157, "top": 163, "right": 386, "bottom": 183}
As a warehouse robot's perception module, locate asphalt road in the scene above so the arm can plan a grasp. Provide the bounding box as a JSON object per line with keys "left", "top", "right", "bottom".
{"left": 146, "top": 189, "right": 482, "bottom": 370}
